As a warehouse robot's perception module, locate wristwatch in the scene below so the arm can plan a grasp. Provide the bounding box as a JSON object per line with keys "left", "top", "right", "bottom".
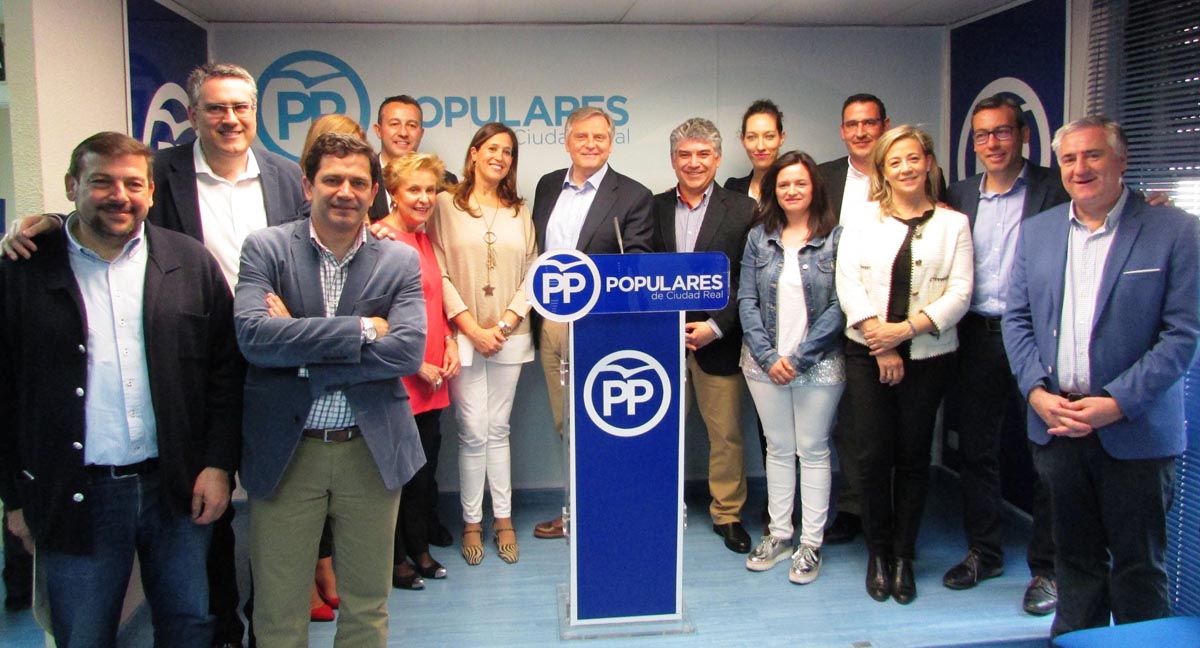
{"left": 361, "top": 317, "right": 378, "bottom": 343}
{"left": 498, "top": 320, "right": 513, "bottom": 336}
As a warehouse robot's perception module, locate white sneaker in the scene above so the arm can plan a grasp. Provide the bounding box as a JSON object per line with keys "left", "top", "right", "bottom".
{"left": 746, "top": 536, "right": 792, "bottom": 572}
{"left": 789, "top": 544, "right": 822, "bottom": 584}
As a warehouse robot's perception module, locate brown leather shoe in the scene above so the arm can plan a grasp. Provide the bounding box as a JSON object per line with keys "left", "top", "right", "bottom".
{"left": 533, "top": 516, "right": 564, "bottom": 539}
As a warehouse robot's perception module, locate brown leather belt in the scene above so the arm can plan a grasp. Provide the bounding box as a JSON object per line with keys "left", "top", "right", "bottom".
{"left": 302, "top": 425, "right": 361, "bottom": 443}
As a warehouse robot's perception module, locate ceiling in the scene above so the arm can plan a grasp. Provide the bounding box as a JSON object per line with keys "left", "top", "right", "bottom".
{"left": 171, "top": 0, "right": 1015, "bottom": 27}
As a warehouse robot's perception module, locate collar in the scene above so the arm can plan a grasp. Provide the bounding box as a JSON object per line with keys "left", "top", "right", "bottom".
{"left": 193, "top": 142, "right": 261, "bottom": 183}
{"left": 846, "top": 159, "right": 869, "bottom": 181}
{"left": 978, "top": 160, "right": 1029, "bottom": 198}
{"left": 1069, "top": 186, "right": 1129, "bottom": 234}
{"left": 675, "top": 182, "right": 714, "bottom": 210}
{"left": 308, "top": 220, "right": 367, "bottom": 266}
{"left": 563, "top": 163, "right": 609, "bottom": 191}
{"left": 65, "top": 212, "right": 147, "bottom": 261}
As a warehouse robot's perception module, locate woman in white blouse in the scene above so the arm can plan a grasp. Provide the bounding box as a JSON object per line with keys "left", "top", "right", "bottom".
{"left": 834, "top": 125, "right": 973, "bottom": 605}
{"left": 427, "top": 123, "right": 537, "bottom": 567}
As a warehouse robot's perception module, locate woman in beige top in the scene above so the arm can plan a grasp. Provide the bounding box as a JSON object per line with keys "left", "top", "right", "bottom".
{"left": 427, "top": 122, "right": 537, "bottom": 566}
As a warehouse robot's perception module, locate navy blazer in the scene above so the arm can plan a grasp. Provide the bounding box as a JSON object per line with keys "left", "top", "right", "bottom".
{"left": 945, "top": 161, "right": 1070, "bottom": 226}
{"left": 234, "top": 221, "right": 427, "bottom": 497}
{"left": 651, "top": 184, "right": 756, "bottom": 375}
{"left": 1002, "top": 192, "right": 1200, "bottom": 459}
{"left": 723, "top": 173, "right": 753, "bottom": 197}
{"left": 149, "top": 141, "right": 306, "bottom": 239}
{"left": 531, "top": 166, "right": 655, "bottom": 255}
{"left": 0, "top": 225, "right": 244, "bottom": 554}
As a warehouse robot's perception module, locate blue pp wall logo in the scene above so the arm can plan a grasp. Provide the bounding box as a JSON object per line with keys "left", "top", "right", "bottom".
{"left": 583, "top": 351, "right": 671, "bottom": 438}
{"left": 141, "top": 82, "right": 195, "bottom": 150}
{"left": 526, "top": 250, "right": 601, "bottom": 322}
{"left": 955, "top": 77, "right": 1053, "bottom": 180}
{"left": 257, "top": 51, "right": 371, "bottom": 162}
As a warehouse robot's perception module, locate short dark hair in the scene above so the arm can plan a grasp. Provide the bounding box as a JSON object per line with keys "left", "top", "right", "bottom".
{"left": 67, "top": 132, "right": 154, "bottom": 180}
{"left": 376, "top": 95, "right": 422, "bottom": 125}
{"left": 302, "top": 132, "right": 375, "bottom": 183}
{"left": 841, "top": 93, "right": 887, "bottom": 121}
{"left": 753, "top": 150, "right": 837, "bottom": 240}
{"left": 186, "top": 62, "right": 257, "bottom": 106}
{"left": 740, "top": 99, "right": 784, "bottom": 135}
{"left": 971, "top": 94, "right": 1026, "bottom": 130}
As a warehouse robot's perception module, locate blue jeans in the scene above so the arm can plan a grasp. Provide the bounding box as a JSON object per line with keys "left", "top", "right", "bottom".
{"left": 40, "top": 469, "right": 213, "bottom": 648}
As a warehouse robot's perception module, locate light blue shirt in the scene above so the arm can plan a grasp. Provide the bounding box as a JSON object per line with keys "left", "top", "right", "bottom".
{"left": 674, "top": 183, "right": 722, "bottom": 338}
{"left": 1057, "top": 188, "right": 1129, "bottom": 394}
{"left": 970, "top": 166, "right": 1027, "bottom": 317}
{"left": 544, "top": 164, "right": 609, "bottom": 252}
{"left": 65, "top": 216, "right": 158, "bottom": 466}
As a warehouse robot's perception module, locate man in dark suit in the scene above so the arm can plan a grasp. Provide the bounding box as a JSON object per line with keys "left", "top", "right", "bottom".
{"left": 651, "top": 118, "right": 756, "bottom": 553}
{"left": 0, "top": 132, "right": 243, "bottom": 646}
{"left": 530, "top": 106, "right": 655, "bottom": 539}
{"left": 941, "top": 94, "right": 1068, "bottom": 615}
{"left": 814, "top": 93, "right": 890, "bottom": 545}
{"left": 369, "top": 94, "right": 458, "bottom": 221}
{"left": 1003, "top": 116, "right": 1200, "bottom": 637}
{"left": 234, "top": 132, "right": 426, "bottom": 645}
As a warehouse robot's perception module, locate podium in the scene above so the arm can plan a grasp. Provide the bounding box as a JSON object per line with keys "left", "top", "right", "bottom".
{"left": 526, "top": 250, "right": 729, "bottom": 638}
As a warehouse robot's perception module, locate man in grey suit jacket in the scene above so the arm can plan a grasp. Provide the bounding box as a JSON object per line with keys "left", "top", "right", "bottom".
{"left": 1003, "top": 117, "right": 1200, "bottom": 637}
{"left": 529, "top": 106, "right": 655, "bottom": 539}
{"left": 651, "top": 118, "right": 756, "bottom": 553}
{"left": 941, "top": 95, "right": 1069, "bottom": 615}
{"left": 234, "top": 133, "right": 425, "bottom": 646}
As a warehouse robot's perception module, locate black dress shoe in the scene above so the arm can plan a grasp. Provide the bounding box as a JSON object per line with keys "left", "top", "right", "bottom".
{"left": 891, "top": 558, "right": 916, "bottom": 604}
{"left": 866, "top": 553, "right": 891, "bottom": 602}
{"left": 712, "top": 522, "right": 752, "bottom": 553}
{"left": 392, "top": 564, "right": 426, "bottom": 590}
{"left": 429, "top": 523, "right": 453, "bottom": 548}
{"left": 415, "top": 556, "right": 447, "bottom": 579}
{"left": 825, "top": 512, "right": 861, "bottom": 545}
{"left": 1022, "top": 576, "right": 1057, "bottom": 616}
{"left": 942, "top": 548, "right": 1004, "bottom": 590}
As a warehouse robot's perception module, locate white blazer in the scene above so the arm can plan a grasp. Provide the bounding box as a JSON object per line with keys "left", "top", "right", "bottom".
{"left": 835, "top": 205, "right": 974, "bottom": 360}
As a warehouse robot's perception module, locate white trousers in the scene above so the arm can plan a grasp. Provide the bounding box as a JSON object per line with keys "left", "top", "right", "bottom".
{"left": 746, "top": 379, "right": 844, "bottom": 546}
{"left": 450, "top": 358, "right": 523, "bottom": 523}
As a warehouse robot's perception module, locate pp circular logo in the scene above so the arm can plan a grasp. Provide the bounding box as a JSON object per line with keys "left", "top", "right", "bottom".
{"left": 525, "top": 250, "right": 601, "bottom": 322}
{"left": 956, "top": 77, "right": 1052, "bottom": 181}
{"left": 583, "top": 351, "right": 671, "bottom": 438}
{"left": 256, "top": 50, "right": 371, "bottom": 162}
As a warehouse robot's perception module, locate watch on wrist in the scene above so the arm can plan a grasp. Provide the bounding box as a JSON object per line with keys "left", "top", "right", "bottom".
{"left": 361, "top": 317, "right": 378, "bottom": 343}
{"left": 498, "top": 320, "right": 513, "bottom": 336}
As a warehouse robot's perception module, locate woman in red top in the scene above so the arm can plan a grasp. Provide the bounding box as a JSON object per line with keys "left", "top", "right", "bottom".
{"left": 379, "top": 152, "right": 461, "bottom": 590}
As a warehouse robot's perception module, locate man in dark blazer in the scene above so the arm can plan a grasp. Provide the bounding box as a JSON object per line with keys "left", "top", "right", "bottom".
{"left": 0, "top": 132, "right": 243, "bottom": 646}
{"left": 1003, "top": 116, "right": 1200, "bottom": 637}
{"left": 234, "top": 133, "right": 426, "bottom": 645}
{"left": 530, "top": 106, "right": 655, "bottom": 540}
{"left": 941, "top": 95, "right": 1069, "bottom": 614}
{"left": 369, "top": 94, "right": 458, "bottom": 221}
{"left": 652, "top": 118, "right": 756, "bottom": 553}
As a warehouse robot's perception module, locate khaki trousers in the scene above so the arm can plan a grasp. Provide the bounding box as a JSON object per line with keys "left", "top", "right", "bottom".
{"left": 686, "top": 355, "right": 747, "bottom": 524}
{"left": 539, "top": 320, "right": 570, "bottom": 435}
{"left": 249, "top": 436, "right": 400, "bottom": 648}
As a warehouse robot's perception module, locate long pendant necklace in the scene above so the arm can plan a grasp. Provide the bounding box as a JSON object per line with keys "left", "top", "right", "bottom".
{"left": 478, "top": 196, "right": 502, "bottom": 296}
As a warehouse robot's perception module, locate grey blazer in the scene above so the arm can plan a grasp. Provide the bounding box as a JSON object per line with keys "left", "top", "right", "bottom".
{"left": 233, "top": 220, "right": 427, "bottom": 497}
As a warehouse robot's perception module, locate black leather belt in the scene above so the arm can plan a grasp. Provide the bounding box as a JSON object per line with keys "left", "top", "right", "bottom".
{"left": 1060, "top": 392, "right": 1086, "bottom": 402}
{"left": 302, "top": 425, "right": 360, "bottom": 443}
{"left": 965, "top": 311, "right": 1003, "bottom": 333}
{"left": 86, "top": 458, "right": 159, "bottom": 479}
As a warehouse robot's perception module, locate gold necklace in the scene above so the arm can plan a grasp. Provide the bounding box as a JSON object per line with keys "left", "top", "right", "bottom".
{"left": 475, "top": 195, "right": 502, "bottom": 297}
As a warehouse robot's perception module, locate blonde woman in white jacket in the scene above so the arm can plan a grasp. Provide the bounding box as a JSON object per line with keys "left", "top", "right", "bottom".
{"left": 835, "top": 125, "right": 973, "bottom": 606}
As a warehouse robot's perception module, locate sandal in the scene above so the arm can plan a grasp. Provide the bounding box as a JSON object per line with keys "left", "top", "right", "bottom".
{"left": 462, "top": 523, "right": 484, "bottom": 566}
{"left": 494, "top": 517, "right": 519, "bottom": 564}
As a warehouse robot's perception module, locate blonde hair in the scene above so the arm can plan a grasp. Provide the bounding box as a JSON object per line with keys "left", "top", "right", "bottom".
{"left": 300, "top": 114, "right": 368, "bottom": 165}
{"left": 868, "top": 125, "right": 942, "bottom": 217}
{"left": 382, "top": 152, "right": 445, "bottom": 198}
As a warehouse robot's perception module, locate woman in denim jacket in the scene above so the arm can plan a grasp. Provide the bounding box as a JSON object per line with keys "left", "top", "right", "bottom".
{"left": 738, "top": 151, "right": 845, "bottom": 585}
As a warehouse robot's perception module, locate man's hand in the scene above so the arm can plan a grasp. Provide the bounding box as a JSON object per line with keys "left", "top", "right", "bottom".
{"left": 190, "top": 467, "right": 231, "bottom": 524}
{"left": 684, "top": 321, "right": 718, "bottom": 352}
{"left": 368, "top": 220, "right": 398, "bottom": 241}
{"left": 1144, "top": 191, "right": 1172, "bottom": 208}
{"left": 2, "top": 214, "right": 62, "bottom": 260}
{"left": 876, "top": 349, "right": 904, "bottom": 386}
{"left": 6, "top": 509, "right": 34, "bottom": 553}
{"left": 767, "top": 358, "right": 797, "bottom": 385}
{"left": 1050, "top": 396, "right": 1123, "bottom": 436}
{"left": 1028, "top": 387, "right": 1090, "bottom": 437}
{"left": 265, "top": 293, "right": 293, "bottom": 318}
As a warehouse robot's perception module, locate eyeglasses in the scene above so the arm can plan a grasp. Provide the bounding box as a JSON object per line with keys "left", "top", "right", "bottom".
{"left": 973, "top": 126, "right": 1017, "bottom": 145}
{"left": 843, "top": 119, "right": 882, "bottom": 130}
{"left": 200, "top": 103, "right": 256, "bottom": 118}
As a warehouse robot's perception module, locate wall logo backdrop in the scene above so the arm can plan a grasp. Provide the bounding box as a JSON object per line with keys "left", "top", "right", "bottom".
{"left": 127, "top": 0, "right": 207, "bottom": 149}
{"left": 583, "top": 350, "right": 672, "bottom": 439}
{"left": 257, "top": 50, "right": 371, "bottom": 161}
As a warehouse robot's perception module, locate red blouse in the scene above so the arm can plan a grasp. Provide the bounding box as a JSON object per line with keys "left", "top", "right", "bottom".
{"left": 394, "top": 231, "right": 451, "bottom": 414}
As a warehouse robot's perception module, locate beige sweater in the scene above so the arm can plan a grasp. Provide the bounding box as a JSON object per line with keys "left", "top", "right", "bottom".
{"left": 427, "top": 191, "right": 537, "bottom": 333}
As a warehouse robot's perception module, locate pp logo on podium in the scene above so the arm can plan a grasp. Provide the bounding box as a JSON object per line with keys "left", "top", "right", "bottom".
{"left": 526, "top": 250, "right": 601, "bottom": 322}
{"left": 583, "top": 351, "right": 671, "bottom": 438}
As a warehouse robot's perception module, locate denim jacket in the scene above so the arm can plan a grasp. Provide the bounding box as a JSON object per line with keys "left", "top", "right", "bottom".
{"left": 738, "top": 224, "right": 845, "bottom": 376}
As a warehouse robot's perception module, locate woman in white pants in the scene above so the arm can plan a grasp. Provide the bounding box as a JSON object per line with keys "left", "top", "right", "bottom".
{"left": 738, "top": 151, "right": 845, "bottom": 584}
{"left": 428, "top": 123, "right": 537, "bottom": 566}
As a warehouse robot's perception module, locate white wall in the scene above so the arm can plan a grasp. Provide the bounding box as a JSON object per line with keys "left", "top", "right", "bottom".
{"left": 4, "top": 0, "right": 127, "bottom": 219}
{"left": 213, "top": 22, "right": 945, "bottom": 491}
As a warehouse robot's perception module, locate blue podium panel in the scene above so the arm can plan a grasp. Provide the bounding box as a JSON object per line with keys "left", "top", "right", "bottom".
{"left": 570, "top": 311, "right": 685, "bottom": 624}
